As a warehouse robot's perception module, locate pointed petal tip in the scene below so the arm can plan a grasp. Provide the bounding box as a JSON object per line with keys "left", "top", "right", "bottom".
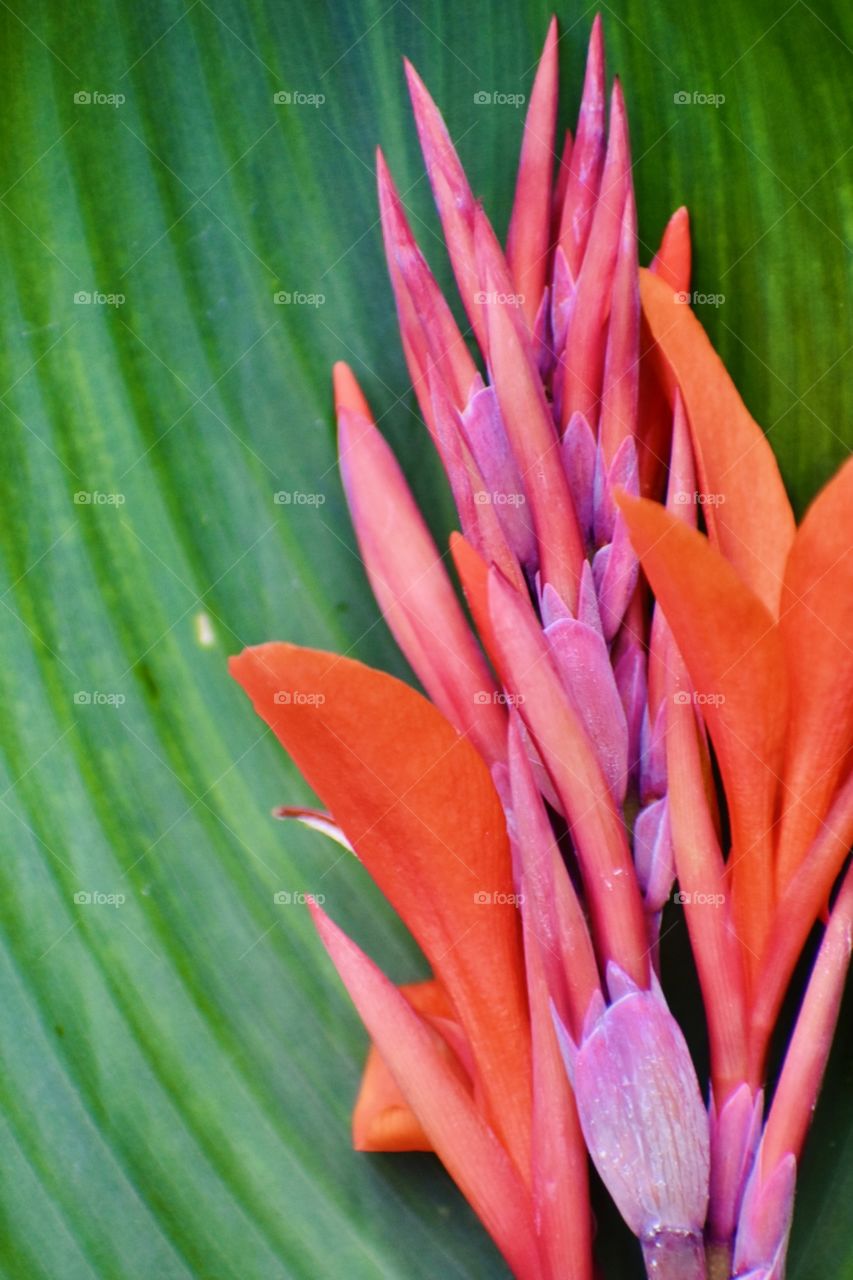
{"left": 333, "top": 362, "right": 372, "bottom": 420}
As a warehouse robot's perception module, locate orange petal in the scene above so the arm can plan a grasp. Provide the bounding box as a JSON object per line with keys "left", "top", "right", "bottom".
{"left": 449, "top": 531, "right": 499, "bottom": 660}
{"left": 618, "top": 495, "right": 788, "bottom": 968}
{"left": 229, "top": 643, "right": 532, "bottom": 1181}
{"left": 639, "top": 269, "right": 795, "bottom": 617}
{"left": 310, "top": 904, "right": 541, "bottom": 1278}
{"left": 776, "top": 458, "right": 853, "bottom": 886}
{"left": 649, "top": 206, "right": 691, "bottom": 295}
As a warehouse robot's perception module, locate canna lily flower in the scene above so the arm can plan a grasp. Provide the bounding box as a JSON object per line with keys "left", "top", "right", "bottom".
{"left": 228, "top": 13, "right": 852, "bottom": 1280}
{"left": 619, "top": 282, "right": 853, "bottom": 1276}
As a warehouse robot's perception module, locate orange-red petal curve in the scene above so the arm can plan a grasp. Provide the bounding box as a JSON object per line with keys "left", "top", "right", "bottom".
{"left": 310, "top": 903, "right": 543, "bottom": 1278}
{"left": 639, "top": 269, "right": 795, "bottom": 617}
{"left": 619, "top": 494, "right": 788, "bottom": 969}
{"left": 353, "top": 979, "right": 467, "bottom": 1153}
{"left": 229, "top": 642, "right": 532, "bottom": 1181}
{"left": 776, "top": 458, "right": 853, "bottom": 887}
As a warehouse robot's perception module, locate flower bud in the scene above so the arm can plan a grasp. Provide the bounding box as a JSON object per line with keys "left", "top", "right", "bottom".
{"left": 556, "top": 968, "right": 710, "bottom": 1278}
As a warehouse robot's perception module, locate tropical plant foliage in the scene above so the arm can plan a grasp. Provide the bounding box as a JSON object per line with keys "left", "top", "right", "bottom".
{"left": 0, "top": 2, "right": 849, "bottom": 1276}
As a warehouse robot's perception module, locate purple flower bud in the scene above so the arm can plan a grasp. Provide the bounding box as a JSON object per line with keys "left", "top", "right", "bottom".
{"left": 640, "top": 701, "right": 668, "bottom": 804}
{"left": 594, "top": 433, "right": 638, "bottom": 547}
{"left": 545, "top": 616, "right": 629, "bottom": 805}
{"left": 592, "top": 521, "right": 639, "bottom": 641}
{"left": 708, "top": 1084, "right": 763, "bottom": 1247}
{"left": 614, "top": 636, "right": 647, "bottom": 782}
{"left": 460, "top": 382, "right": 536, "bottom": 566}
{"left": 634, "top": 796, "right": 675, "bottom": 914}
{"left": 562, "top": 410, "right": 597, "bottom": 547}
{"left": 732, "top": 1153, "right": 796, "bottom": 1280}
{"left": 555, "top": 968, "right": 710, "bottom": 1278}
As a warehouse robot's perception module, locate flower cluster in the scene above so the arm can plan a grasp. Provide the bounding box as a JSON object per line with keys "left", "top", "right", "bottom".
{"left": 230, "top": 16, "right": 853, "bottom": 1280}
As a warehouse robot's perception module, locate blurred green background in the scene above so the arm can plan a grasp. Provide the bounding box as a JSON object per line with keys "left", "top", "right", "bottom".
{"left": 0, "top": 1, "right": 849, "bottom": 1276}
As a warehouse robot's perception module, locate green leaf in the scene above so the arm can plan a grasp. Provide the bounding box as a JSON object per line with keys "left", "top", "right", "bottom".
{"left": 0, "top": 2, "right": 849, "bottom": 1277}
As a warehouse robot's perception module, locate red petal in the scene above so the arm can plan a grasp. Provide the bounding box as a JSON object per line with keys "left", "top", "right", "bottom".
{"left": 353, "top": 980, "right": 466, "bottom": 1152}
{"left": 776, "top": 458, "right": 853, "bottom": 886}
{"left": 557, "top": 14, "right": 606, "bottom": 277}
{"left": 335, "top": 369, "right": 506, "bottom": 768}
{"left": 639, "top": 269, "right": 795, "bottom": 617}
{"left": 229, "top": 643, "right": 532, "bottom": 1180}
{"left": 559, "top": 80, "right": 631, "bottom": 433}
{"left": 618, "top": 495, "right": 788, "bottom": 968}
{"left": 487, "top": 569, "right": 649, "bottom": 985}
{"left": 507, "top": 16, "right": 559, "bottom": 327}
{"left": 666, "top": 701, "right": 748, "bottom": 1097}
{"left": 475, "top": 209, "right": 586, "bottom": 609}
{"left": 760, "top": 860, "right": 853, "bottom": 1173}
{"left": 377, "top": 149, "right": 478, "bottom": 421}
{"left": 404, "top": 60, "right": 487, "bottom": 355}
{"left": 310, "top": 905, "right": 542, "bottom": 1277}
{"left": 598, "top": 187, "right": 639, "bottom": 465}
